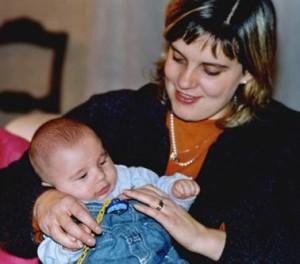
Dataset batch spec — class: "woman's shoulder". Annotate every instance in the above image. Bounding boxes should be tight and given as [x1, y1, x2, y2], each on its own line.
[221, 100, 300, 147]
[254, 99, 300, 130]
[89, 82, 163, 116]
[266, 99, 300, 120]
[88, 83, 159, 103]
[65, 83, 162, 121]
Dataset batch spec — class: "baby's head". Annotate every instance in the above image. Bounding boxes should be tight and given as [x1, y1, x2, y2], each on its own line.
[29, 118, 117, 201]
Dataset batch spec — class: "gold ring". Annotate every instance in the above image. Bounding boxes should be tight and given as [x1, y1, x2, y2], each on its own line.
[156, 199, 164, 211]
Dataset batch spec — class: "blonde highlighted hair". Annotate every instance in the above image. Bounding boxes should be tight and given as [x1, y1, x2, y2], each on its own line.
[155, 0, 277, 127]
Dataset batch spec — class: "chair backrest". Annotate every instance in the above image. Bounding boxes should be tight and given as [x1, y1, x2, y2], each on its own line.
[0, 17, 68, 113]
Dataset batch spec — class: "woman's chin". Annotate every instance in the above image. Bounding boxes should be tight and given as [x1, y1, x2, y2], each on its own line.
[172, 108, 204, 122]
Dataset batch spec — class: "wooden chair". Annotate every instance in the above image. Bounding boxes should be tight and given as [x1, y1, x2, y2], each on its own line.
[0, 17, 68, 113]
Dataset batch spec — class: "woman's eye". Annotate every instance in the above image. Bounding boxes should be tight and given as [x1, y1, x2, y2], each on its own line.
[203, 67, 222, 76]
[172, 54, 186, 64]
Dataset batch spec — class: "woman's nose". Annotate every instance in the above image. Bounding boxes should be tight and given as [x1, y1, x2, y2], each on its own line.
[178, 67, 198, 89]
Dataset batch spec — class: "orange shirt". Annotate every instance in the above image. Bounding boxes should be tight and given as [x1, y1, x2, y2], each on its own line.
[165, 113, 223, 178]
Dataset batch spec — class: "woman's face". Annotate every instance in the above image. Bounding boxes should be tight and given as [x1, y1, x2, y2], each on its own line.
[164, 36, 251, 121]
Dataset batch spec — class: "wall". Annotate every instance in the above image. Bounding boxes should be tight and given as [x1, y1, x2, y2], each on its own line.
[85, 0, 167, 98]
[273, 0, 300, 111]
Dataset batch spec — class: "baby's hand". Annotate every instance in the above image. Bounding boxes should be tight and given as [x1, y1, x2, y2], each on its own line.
[172, 179, 200, 199]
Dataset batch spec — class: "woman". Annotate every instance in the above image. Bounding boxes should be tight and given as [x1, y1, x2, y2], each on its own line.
[0, 0, 299, 262]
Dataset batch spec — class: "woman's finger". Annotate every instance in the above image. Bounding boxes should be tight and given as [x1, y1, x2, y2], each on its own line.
[50, 225, 84, 250]
[128, 184, 167, 199]
[123, 188, 163, 208]
[54, 199, 100, 247]
[67, 201, 101, 235]
[123, 188, 174, 214]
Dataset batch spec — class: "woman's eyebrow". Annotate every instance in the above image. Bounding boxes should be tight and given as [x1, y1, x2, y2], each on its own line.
[202, 62, 228, 69]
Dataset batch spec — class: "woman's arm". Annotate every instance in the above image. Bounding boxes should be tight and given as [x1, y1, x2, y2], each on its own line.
[123, 186, 226, 261]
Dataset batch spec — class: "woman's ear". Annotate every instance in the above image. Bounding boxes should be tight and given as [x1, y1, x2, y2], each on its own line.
[240, 71, 253, 85]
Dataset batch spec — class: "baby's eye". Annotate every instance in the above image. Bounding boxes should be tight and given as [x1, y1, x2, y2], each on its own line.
[98, 151, 108, 166]
[79, 173, 87, 180]
[99, 159, 107, 166]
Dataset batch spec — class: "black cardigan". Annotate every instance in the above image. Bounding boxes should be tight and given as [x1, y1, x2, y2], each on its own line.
[0, 83, 299, 263]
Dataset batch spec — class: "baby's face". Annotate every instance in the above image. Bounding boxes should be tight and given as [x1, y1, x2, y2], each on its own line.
[46, 134, 117, 201]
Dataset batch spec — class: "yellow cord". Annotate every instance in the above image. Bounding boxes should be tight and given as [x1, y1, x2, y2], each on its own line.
[76, 199, 112, 264]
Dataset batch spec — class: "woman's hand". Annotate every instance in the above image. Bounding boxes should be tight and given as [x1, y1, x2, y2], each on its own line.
[123, 185, 226, 261]
[33, 189, 101, 250]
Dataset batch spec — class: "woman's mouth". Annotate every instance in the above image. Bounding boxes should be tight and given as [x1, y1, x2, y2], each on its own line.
[175, 90, 202, 104]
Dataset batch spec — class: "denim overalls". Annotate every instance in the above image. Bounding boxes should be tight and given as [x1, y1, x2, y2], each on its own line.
[83, 199, 189, 264]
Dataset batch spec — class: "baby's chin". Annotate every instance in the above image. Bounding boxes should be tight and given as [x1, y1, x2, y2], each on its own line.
[95, 193, 108, 201]
[78, 192, 106, 201]
[80, 184, 115, 201]
[94, 185, 113, 201]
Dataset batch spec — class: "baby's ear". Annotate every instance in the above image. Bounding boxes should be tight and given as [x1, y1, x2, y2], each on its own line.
[41, 181, 53, 187]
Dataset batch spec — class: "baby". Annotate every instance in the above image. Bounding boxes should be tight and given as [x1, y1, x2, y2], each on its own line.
[29, 117, 199, 263]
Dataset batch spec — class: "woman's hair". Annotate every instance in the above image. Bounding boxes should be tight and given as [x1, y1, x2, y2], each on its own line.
[155, 0, 277, 127]
[29, 117, 95, 179]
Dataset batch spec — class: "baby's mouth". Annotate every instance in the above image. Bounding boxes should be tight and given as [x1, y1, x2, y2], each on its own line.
[96, 185, 110, 199]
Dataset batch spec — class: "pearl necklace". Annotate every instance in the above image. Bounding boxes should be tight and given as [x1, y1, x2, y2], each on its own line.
[169, 112, 198, 167]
